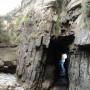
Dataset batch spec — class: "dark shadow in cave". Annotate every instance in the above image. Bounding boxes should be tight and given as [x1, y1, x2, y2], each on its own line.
[0, 61, 16, 74]
[46, 34, 75, 88]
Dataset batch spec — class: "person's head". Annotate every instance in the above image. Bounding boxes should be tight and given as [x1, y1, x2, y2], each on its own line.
[62, 53, 67, 60]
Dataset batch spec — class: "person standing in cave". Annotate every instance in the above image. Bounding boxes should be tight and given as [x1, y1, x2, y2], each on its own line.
[58, 53, 67, 76]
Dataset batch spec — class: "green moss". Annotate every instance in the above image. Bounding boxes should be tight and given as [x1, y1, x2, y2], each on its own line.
[47, 0, 68, 36]
[23, 15, 30, 23]
[51, 16, 61, 36]
[15, 17, 21, 29]
[55, 16, 61, 36]
[21, 13, 30, 25]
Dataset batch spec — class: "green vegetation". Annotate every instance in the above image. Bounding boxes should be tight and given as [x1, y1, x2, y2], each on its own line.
[0, 15, 21, 44]
[55, 16, 61, 36]
[0, 30, 10, 43]
[0, 9, 31, 44]
[0, 17, 10, 43]
[47, 0, 67, 36]
[0, 0, 68, 44]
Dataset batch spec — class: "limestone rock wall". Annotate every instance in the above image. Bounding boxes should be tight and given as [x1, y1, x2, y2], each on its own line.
[16, 0, 90, 90]
[62, 0, 90, 90]
[16, 0, 54, 89]
[69, 49, 90, 90]
[61, 0, 90, 45]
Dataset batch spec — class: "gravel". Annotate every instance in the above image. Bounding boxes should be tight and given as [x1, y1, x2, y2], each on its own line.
[0, 73, 24, 90]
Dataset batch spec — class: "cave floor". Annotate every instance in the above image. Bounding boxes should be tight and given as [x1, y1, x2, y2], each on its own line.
[0, 73, 24, 90]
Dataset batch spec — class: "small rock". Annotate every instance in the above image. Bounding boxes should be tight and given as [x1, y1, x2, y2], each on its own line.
[42, 80, 51, 89]
[15, 87, 24, 90]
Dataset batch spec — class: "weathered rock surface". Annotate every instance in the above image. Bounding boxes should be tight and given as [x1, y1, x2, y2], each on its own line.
[62, 0, 90, 45]
[16, 0, 53, 90]
[69, 49, 90, 90]
[17, 0, 90, 90]
[61, 0, 90, 90]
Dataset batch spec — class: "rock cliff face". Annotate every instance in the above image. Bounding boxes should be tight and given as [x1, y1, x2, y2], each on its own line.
[17, 0, 53, 90]
[62, 0, 90, 90]
[16, 0, 90, 90]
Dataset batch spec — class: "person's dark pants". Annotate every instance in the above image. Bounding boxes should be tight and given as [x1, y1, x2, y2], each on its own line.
[58, 60, 65, 76]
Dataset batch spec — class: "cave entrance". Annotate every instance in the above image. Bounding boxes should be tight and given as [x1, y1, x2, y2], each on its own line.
[46, 34, 75, 88]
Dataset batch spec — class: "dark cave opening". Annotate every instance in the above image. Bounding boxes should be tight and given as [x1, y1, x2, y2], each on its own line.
[78, 44, 90, 51]
[46, 34, 75, 88]
[0, 61, 16, 74]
